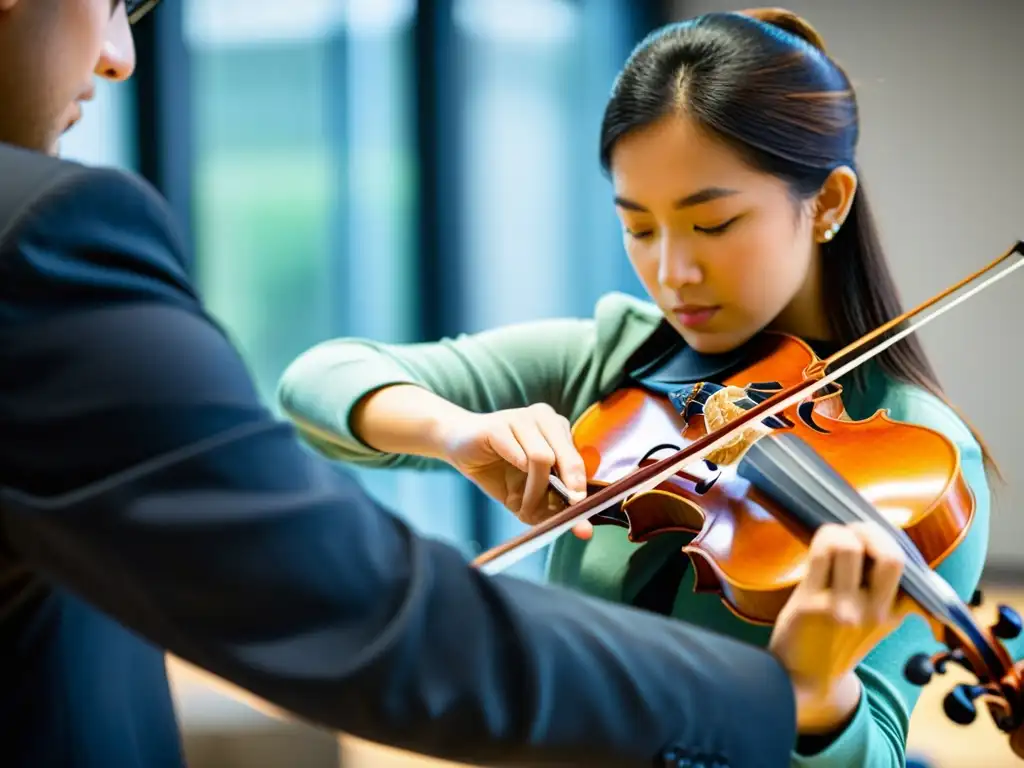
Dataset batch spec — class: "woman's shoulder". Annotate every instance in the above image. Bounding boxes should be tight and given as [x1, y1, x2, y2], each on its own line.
[586, 292, 666, 378]
[592, 291, 663, 335]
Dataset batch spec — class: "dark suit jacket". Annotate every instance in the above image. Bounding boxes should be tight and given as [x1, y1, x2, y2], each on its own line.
[0, 143, 797, 768]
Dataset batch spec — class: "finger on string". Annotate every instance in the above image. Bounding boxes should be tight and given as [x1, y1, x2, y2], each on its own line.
[850, 522, 905, 622]
[803, 524, 843, 593]
[827, 526, 865, 625]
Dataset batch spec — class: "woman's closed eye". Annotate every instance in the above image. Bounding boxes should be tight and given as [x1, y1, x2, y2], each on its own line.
[624, 227, 654, 240]
[624, 214, 742, 241]
[694, 215, 740, 236]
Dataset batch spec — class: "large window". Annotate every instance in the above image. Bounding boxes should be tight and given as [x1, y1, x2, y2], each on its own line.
[186, 0, 372, 398]
[184, 0, 476, 549]
[182, 0, 666, 577]
[456, 0, 648, 335]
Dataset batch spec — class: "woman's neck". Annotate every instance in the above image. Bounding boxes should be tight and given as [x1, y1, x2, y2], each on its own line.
[768, 254, 832, 341]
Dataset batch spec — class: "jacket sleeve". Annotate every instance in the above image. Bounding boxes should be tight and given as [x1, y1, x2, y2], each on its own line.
[0, 165, 798, 768]
[791, 389, 992, 767]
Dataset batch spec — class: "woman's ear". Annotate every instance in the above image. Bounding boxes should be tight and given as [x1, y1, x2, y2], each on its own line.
[813, 166, 858, 243]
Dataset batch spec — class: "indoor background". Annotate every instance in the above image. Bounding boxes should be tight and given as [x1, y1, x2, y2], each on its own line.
[61, 0, 1023, 765]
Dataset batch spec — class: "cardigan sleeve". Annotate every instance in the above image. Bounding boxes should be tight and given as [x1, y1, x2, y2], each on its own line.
[276, 293, 654, 469]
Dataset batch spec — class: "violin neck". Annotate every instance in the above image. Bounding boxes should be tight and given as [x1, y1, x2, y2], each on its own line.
[736, 434, 953, 616]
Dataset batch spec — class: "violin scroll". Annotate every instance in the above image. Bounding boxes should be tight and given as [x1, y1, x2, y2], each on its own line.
[903, 648, 973, 685]
[903, 589, 1024, 755]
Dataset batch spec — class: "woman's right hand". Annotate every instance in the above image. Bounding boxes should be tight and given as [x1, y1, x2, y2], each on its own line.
[438, 403, 593, 539]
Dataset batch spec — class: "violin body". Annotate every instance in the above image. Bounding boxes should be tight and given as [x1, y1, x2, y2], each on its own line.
[571, 332, 976, 625]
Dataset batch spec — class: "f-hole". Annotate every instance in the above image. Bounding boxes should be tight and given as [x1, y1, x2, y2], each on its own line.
[638, 443, 721, 495]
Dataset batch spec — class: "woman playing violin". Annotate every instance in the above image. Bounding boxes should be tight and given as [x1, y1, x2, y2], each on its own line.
[278, 8, 992, 765]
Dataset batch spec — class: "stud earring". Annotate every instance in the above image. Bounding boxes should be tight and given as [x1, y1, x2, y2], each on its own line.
[822, 221, 840, 242]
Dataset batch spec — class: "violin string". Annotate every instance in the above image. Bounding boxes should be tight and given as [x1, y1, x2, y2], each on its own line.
[753, 434, 959, 623]
[767, 434, 957, 620]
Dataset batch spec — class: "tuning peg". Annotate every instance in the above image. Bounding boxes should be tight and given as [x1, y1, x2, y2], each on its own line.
[971, 589, 984, 607]
[944, 684, 988, 725]
[993, 605, 1023, 640]
[904, 649, 969, 686]
[904, 653, 935, 685]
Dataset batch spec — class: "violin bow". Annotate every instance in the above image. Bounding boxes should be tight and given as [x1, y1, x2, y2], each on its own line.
[473, 241, 1024, 574]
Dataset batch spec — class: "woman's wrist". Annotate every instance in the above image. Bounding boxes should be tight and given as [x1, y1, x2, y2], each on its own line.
[351, 384, 471, 460]
[793, 671, 863, 735]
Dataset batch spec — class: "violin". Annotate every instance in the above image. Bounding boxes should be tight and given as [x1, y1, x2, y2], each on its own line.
[473, 241, 1024, 755]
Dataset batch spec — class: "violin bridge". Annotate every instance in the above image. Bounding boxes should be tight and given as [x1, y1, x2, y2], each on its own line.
[702, 385, 772, 466]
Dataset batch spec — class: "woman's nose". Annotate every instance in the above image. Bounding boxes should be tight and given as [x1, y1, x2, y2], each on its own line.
[658, 242, 703, 290]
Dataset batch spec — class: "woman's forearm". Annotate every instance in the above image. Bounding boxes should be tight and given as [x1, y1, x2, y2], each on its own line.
[350, 384, 469, 460]
[793, 670, 862, 738]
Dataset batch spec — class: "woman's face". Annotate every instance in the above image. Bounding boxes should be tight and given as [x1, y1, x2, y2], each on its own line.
[609, 114, 829, 355]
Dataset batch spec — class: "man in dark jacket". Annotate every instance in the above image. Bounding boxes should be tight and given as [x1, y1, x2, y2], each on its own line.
[0, 2, 798, 766]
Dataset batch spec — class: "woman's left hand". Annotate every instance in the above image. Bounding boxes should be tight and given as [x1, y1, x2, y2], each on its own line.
[768, 521, 911, 733]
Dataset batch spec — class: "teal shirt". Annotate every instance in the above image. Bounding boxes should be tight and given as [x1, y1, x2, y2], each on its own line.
[277, 292, 991, 767]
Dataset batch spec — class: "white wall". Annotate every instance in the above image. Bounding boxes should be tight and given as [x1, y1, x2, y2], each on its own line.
[671, 0, 1024, 567]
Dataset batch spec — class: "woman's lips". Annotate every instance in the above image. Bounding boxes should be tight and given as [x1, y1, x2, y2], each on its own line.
[673, 305, 720, 329]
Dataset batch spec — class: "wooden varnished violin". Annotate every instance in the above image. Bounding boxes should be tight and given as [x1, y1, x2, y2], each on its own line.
[473, 241, 1024, 755]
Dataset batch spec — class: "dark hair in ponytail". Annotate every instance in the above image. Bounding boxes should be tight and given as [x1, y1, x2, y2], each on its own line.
[598, 7, 997, 476]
